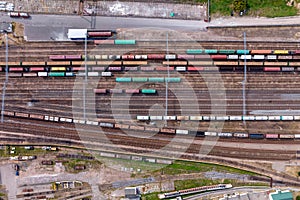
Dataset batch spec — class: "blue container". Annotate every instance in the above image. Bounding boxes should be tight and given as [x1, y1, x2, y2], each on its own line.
[249, 133, 264, 139]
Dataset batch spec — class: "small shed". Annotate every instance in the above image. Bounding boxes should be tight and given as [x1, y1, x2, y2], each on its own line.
[67, 29, 87, 40]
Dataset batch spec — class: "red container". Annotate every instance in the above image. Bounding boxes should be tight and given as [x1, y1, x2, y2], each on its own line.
[30, 67, 44, 72]
[88, 32, 112, 37]
[160, 128, 176, 134]
[72, 67, 85, 71]
[210, 55, 227, 60]
[94, 40, 115, 45]
[264, 67, 280, 72]
[188, 66, 204, 71]
[9, 67, 23, 72]
[294, 50, 300, 54]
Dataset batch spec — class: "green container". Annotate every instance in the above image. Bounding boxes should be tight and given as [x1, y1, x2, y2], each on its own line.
[141, 89, 156, 94]
[204, 49, 218, 54]
[116, 77, 132, 82]
[186, 49, 203, 54]
[132, 77, 148, 82]
[236, 50, 250, 54]
[148, 77, 165, 82]
[114, 40, 136, 45]
[166, 77, 181, 83]
[49, 72, 65, 77]
[219, 49, 236, 54]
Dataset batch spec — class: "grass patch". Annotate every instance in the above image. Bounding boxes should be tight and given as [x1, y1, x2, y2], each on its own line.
[142, 192, 161, 200]
[178, 0, 299, 18]
[158, 160, 258, 176]
[62, 158, 102, 173]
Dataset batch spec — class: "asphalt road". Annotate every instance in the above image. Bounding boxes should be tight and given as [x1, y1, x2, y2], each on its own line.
[0, 14, 206, 40]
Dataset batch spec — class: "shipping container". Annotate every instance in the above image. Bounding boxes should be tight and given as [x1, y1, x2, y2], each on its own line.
[216, 116, 229, 121]
[268, 116, 281, 120]
[110, 89, 123, 94]
[229, 116, 242, 120]
[48, 72, 65, 77]
[227, 55, 239, 59]
[250, 50, 272, 54]
[141, 66, 155, 71]
[187, 66, 204, 71]
[115, 124, 130, 129]
[219, 49, 235, 54]
[210, 55, 227, 60]
[176, 66, 186, 71]
[9, 67, 23, 72]
[160, 128, 176, 134]
[266, 55, 277, 60]
[30, 67, 44, 72]
[108, 66, 122, 71]
[177, 54, 195, 60]
[99, 122, 114, 128]
[190, 116, 202, 121]
[281, 67, 294, 72]
[165, 77, 181, 82]
[279, 134, 294, 139]
[88, 31, 112, 37]
[132, 77, 147, 82]
[155, 66, 174, 71]
[94, 40, 114, 45]
[263, 67, 281, 72]
[265, 134, 279, 139]
[204, 132, 217, 136]
[114, 40, 136, 45]
[233, 133, 248, 138]
[141, 89, 156, 94]
[101, 72, 112, 77]
[163, 116, 176, 120]
[125, 89, 139, 94]
[186, 49, 203, 54]
[165, 54, 176, 60]
[249, 133, 264, 139]
[49, 55, 65, 60]
[147, 54, 165, 59]
[255, 116, 268, 120]
[218, 132, 233, 137]
[122, 55, 135, 60]
[253, 55, 265, 60]
[240, 55, 252, 60]
[137, 116, 149, 120]
[94, 89, 107, 94]
[280, 116, 294, 120]
[116, 77, 132, 82]
[273, 50, 289, 54]
[148, 77, 164, 82]
[150, 116, 163, 120]
[236, 50, 250, 54]
[176, 129, 189, 134]
[124, 67, 138, 71]
[23, 73, 37, 77]
[177, 116, 189, 120]
[204, 49, 218, 54]
[51, 67, 66, 71]
[65, 55, 82, 60]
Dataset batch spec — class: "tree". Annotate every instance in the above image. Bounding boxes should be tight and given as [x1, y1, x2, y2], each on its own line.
[233, 0, 248, 14]
[296, 195, 300, 200]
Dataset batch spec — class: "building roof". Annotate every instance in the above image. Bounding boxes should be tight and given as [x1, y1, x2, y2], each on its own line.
[269, 190, 293, 200]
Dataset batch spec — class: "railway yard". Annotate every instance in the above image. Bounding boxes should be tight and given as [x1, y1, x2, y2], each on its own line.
[2, 14, 300, 200]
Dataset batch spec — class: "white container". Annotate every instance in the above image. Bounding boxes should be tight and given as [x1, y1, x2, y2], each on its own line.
[227, 55, 238, 59]
[229, 116, 242, 120]
[190, 116, 202, 121]
[268, 116, 281, 120]
[267, 55, 277, 60]
[38, 72, 47, 77]
[243, 116, 255, 120]
[255, 116, 268, 120]
[101, 72, 112, 77]
[176, 67, 186, 71]
[137, 116, 149, 120]
[163, 116, 176, 120]
[253, 55, 265, 60]
[150, 116, 163, 120]
[281, 116, 294, 120]
[176, 129, 189, 134]
[165, 54, 176, 60]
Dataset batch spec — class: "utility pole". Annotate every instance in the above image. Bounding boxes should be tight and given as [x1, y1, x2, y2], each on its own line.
[207, 0, 211, 22]
[1, 31, 8, 123]
[83, 32, 87, 121]
[242, 32, 247, 124]
[165, 32, 169, 124]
